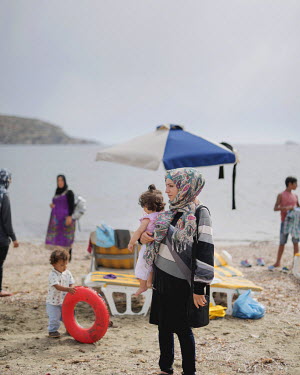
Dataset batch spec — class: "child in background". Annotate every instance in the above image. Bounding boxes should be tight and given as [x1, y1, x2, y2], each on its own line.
[46, 249, 76, 338]
[128, 185, 165, 296]
[269, 176, 299, 271]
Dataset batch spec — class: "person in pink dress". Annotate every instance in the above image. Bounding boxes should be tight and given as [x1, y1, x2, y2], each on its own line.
[128, 184, 165, 296]
[270, 176, 299, 270]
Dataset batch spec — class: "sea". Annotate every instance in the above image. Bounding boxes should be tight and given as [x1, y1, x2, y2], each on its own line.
[0, 144, 299, 244]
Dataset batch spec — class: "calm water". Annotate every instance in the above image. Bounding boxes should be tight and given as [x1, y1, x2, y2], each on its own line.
[0, 144, 299, 243]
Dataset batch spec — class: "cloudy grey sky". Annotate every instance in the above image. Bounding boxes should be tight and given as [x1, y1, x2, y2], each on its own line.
[0, 1, 299, 144]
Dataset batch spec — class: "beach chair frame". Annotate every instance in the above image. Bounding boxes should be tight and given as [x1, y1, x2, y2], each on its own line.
[83, 271, 152, 316]
[85, 231, 149, 316]
[84, 244, 263, 316]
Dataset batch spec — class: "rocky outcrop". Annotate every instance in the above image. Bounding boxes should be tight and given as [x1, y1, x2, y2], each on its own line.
[0, 115, 97, 144]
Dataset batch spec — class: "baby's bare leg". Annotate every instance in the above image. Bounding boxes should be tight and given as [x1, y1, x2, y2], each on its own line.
[135, 279, 148, 296]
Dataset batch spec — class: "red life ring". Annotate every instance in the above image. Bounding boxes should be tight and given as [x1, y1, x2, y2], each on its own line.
[62, 286, 109, 343]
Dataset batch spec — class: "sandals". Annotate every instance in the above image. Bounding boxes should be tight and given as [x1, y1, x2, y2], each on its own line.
[268, 265, 289, 273]
[240, 259, 252, 267]
[256, 258, 265, 266]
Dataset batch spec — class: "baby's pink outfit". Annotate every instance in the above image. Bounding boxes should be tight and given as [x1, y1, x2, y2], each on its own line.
[135, 212, 159, 280]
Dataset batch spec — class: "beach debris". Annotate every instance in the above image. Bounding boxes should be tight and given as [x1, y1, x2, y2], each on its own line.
[238, 357, 287, 373]
[261, 358, 274, 364]
[130, 349, 143, 354]
[70, 359, 90, 364]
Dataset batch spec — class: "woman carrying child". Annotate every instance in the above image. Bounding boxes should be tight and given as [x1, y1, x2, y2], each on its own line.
[141, 168, 214, 375]
[128, 184, 165, 296]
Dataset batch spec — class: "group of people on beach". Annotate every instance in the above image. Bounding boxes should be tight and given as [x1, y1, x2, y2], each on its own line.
[0, 166, 299, 375]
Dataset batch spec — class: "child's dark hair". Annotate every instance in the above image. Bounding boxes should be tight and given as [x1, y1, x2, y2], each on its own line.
[50, 249, 69, 265]
[285, 176, 297, 187]
[139, 184, 165, 212]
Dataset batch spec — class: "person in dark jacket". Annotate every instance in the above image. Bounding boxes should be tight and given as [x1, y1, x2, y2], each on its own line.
[0, 168, 19, 297]
[45, 175, 75, 261]
[141, 168, 214, 375]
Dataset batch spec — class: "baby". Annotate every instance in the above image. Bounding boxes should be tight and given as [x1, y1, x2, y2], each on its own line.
[128, 184, 165, 295]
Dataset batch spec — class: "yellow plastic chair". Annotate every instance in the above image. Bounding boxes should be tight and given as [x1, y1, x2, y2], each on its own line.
[89, 231, 139, 271]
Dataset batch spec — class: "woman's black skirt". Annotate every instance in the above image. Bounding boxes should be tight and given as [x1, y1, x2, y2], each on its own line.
[149, 265, 191, 332]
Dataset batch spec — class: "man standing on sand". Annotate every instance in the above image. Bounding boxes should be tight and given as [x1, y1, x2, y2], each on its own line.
[269, 176, 299, 271]
[0, 168, 19, 297]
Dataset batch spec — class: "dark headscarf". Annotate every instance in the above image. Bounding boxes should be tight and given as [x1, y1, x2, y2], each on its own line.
[0, 168, 11, 207]
[55, 175, 68, 196]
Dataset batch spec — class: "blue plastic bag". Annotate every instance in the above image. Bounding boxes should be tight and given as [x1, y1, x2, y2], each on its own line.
[96, 224, 115, 248]
[232, 290, 265, 319]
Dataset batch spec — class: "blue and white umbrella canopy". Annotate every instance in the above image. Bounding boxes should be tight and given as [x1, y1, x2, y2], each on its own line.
[96, 125, 237, 171]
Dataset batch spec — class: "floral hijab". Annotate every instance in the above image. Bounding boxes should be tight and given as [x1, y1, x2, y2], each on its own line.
[0, 168, 11, 208]
[144, 168, 205, 265]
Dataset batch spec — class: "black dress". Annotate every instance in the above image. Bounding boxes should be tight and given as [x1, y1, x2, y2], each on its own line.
[150, 265, 192, 331]
[150, 213, 193, 332]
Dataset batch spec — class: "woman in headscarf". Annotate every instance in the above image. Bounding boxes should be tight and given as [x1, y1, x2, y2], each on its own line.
[141, 168, 214, 375]
[0, 168, 19, 297]
[45, 175, 75, 261]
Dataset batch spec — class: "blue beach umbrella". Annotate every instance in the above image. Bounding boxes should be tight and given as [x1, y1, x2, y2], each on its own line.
[96, 125, 238, 208]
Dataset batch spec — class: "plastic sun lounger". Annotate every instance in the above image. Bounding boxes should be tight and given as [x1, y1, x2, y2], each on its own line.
[211, 272, 263, 315]
[83, 237, 263, 316]
[84, 271, 152, 316]
[84, 231, 150, 316]
[211, 251, 263, 315]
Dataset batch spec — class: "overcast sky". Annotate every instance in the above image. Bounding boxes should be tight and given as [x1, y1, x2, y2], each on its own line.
[0, 1, 299, 144]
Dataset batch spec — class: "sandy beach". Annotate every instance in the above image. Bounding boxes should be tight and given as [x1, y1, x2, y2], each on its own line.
[0, 241, 299, 375]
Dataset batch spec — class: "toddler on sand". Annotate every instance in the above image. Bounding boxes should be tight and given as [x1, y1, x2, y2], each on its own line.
[46, 249, 76, 338]
[128, 185, 165, 295]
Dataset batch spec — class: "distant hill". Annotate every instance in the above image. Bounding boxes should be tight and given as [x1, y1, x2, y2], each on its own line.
[0, 114, 98, 144]
[285, 140, 299, 146]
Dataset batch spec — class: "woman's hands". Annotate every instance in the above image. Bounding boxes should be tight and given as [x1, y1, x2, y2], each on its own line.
[50, 203, 55, 208]
[193, 294, 207, 308]
[65, 216, 73, 226]
[140, 231, 154, 245]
